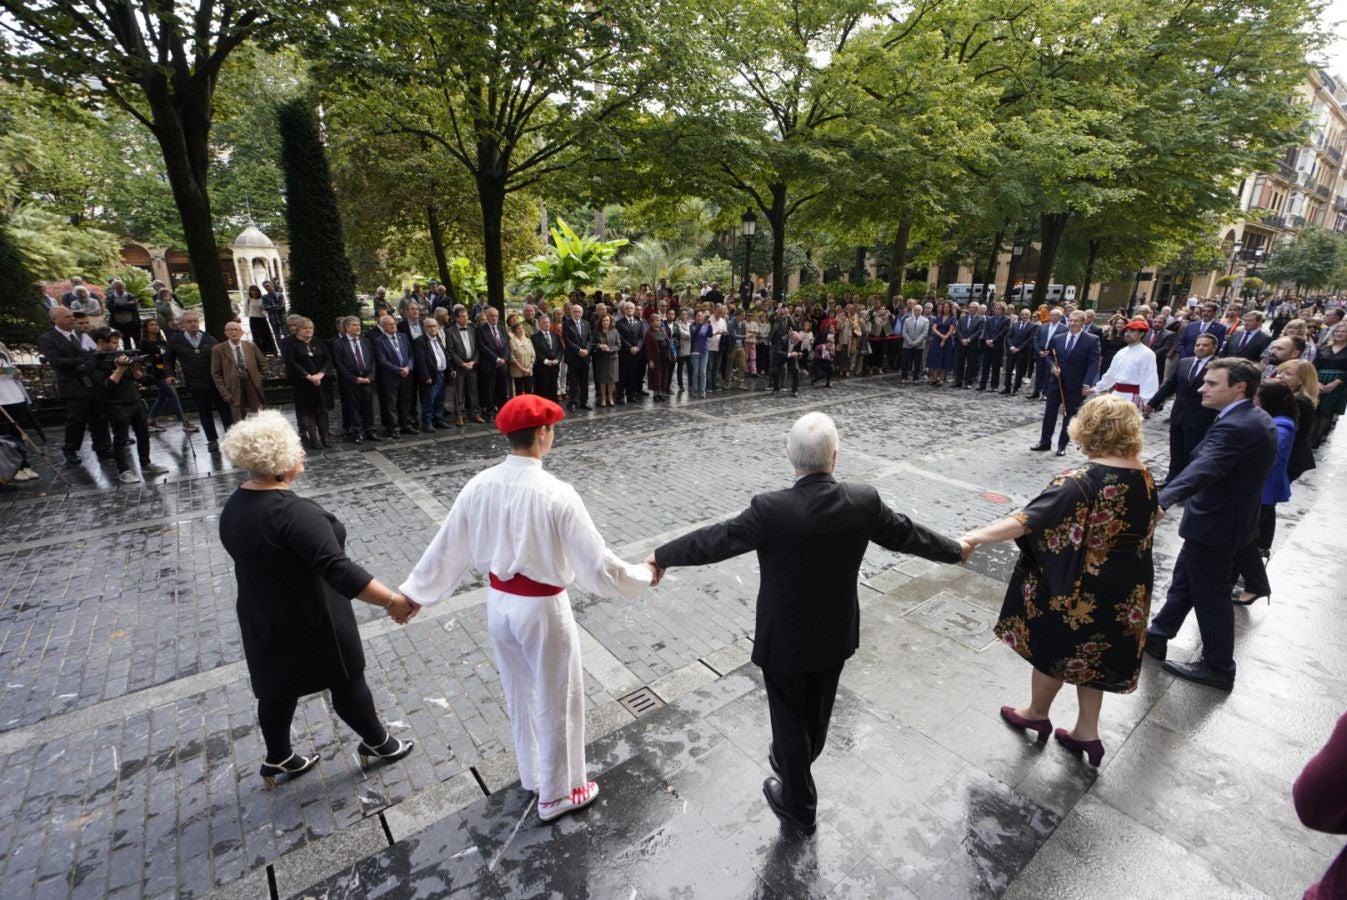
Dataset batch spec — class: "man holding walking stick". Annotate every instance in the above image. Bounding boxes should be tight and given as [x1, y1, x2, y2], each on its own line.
[1030, 310, 1099, 457]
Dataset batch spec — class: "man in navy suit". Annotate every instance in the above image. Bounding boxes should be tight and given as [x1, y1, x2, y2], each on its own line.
[1030, 310, 1099, 456]
[475, 306, 510, 418]
[332, 315, 380, 444]
[1145, 333, 1219, 483]
[978, 301, 1011, 390]
[1029, 308, 1064, 399]
[1220, 311, 1271, 361]
[953, 303, 985, 388]
[373, 315, 418, 437]
[1001, 307, 1037, 394]
[1178, 302, 1227, 358]
[1145, 358, 1277, 690]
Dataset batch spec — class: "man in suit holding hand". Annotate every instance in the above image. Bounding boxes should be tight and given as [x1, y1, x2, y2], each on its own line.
[647, 413, 967, 833]
[1145, 358, 1277, 691]
[1145, 332, 1219, 483]
[1031, 310, 1100, 456]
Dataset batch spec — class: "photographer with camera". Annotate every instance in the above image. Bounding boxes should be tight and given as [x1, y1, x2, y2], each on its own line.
[91, 328, 169, 484]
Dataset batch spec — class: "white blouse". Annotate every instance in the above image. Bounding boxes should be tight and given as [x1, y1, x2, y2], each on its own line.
[400, 454, 651, 605]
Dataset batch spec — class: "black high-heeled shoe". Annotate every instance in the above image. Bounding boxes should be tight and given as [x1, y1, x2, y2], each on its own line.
[1232, 593, 1270, 606]
[357, 734, 415, 769]
[259, 752, 319, 790]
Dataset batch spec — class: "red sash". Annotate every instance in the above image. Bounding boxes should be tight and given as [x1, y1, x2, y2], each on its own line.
[489, 572, 564, 596]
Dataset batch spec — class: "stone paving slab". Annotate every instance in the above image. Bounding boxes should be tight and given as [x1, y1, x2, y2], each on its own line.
[0, 372, 1342, 898]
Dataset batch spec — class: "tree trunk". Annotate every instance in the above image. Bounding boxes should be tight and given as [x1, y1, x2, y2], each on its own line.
[1003, 244, 1023, 304]
[427, 203, 456, 302]
[1081, 239, 1101, 309]
[768, 182, 788, 302]
[478, 181, 506, 312]
[887, 217, 912, 298]
[852, 246, 868, 285]
[147, 93, 232, 338]
[1031, 212, 1071, 307]
[983, 228, 1004, 303]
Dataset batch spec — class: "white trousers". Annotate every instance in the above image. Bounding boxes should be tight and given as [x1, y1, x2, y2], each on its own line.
[485, 587, 587, 801]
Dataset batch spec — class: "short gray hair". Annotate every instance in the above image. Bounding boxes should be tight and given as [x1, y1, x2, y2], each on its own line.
[787, 412, 838, 473]
[338, 315, 361, 331]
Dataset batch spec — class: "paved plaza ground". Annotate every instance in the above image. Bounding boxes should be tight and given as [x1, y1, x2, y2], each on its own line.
[0, 371, 1344, 898]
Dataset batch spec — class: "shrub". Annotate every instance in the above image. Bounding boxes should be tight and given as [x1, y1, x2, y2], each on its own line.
[175, 282, 202, 309]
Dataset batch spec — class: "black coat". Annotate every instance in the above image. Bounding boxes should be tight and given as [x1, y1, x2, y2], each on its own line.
[413, 332, 451, 384]
[219, 490, 374, 700]
[282, 337, 331, 410]
[164, 330, 220, 390]
[476, 321, 510, 370]
[562, 316, 593, 362]
[1221, 328, 1272, 361]
[1147, 355, 1217, 431]
[332, 334, 378, 387]
[654, 473, 962, 673]
[37, 327, 94, 398]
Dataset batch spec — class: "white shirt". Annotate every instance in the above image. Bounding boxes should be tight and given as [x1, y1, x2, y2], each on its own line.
[400, 454, 651, 605]
[1096, 342, 1158, 400]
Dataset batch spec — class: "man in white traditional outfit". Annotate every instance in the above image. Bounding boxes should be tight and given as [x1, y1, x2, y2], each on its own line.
[400, 394, 654, 822]
[1089, 320, 1157, 407]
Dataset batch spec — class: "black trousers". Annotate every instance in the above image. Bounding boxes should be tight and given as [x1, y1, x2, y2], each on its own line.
[1231, 505, 1277, 597]
[187, 386, 232, 441]
[341, 382, 376, 435]
[478, 364, 508, 416]
[1166, 420, 1209, 483]
[1039, 382, 1083, 449]
[770, 351, 799, 392]
[105, 401, 151, 470]
[257, 671, 384, 763]
[1150, 540, 1238, 675]
[1004, 351, 1032, 392]
[901, 346, 925, 380]
[763, 664, 843, 821]
[566, 355, 589, 405]
[534, 364, 559, 401]
[979, 346, 1004, 388]
[621, 349, 646, 399]
[378, 374, 415, 432]
[62, 395, 111, 455]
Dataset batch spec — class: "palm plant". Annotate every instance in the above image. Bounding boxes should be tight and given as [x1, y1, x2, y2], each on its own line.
[619, 238, 698, 288]
[517, 217, 628, 296]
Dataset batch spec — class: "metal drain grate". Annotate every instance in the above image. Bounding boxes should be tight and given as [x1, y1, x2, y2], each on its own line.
[617, 686, 665, 717]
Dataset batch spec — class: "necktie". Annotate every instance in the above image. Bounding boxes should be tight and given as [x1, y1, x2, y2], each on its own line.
[353, 338, 365, 369]
[234, 343, 244, 368]
[1201, 322, 1209, 334]
[391, 334, 402, 364]
[1065, 335, 1076, 357]
[1192, 358, 1205, 382]
[1241, 332, 1250, 351]
[493, 327, 501, 349]
[69, 332, 80, 347]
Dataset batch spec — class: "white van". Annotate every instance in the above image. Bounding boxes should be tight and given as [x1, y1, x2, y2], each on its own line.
[945, 283, 997, 302]
[1009, 283, 1076, 304]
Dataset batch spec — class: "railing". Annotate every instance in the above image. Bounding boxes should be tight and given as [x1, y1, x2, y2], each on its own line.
[1290, 214, 1308, 228]
[1277, 161, 1298, 180]
[1318, 183, 1333, 199]
[1327, 145, 1344, 164]
[1260, 214, 1289, 229]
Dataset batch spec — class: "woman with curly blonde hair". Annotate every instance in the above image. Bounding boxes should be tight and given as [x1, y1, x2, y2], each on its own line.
[960, 394, 1160, 768]
[218, 410, 416, 790]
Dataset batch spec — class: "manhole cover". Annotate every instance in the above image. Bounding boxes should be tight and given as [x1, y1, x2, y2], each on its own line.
[905, 591, 999, 651]
[617, 687, 665, 718]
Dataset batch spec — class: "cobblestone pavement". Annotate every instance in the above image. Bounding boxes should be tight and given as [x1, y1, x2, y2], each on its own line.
[0, 372, 1340, 898]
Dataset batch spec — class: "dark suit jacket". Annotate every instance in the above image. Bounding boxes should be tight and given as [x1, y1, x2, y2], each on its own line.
[332, 334, 378, 387]
[531, 329, 562, 373]
[1046, 330, 1100, 391]
[982, 315, 1010, 348]
[1179, 320, 1227, 358]
[562, 316, 592, 362]
[1033, 322, 1064, 354]
[447, 325, 478, 371]
[1159, 400, 1277, 547]
[475, 322, 510, 370]
[1221, 328, 1271, 361]
[615, 315, 646, 352]
[38, 327, 94, 398]
[373, 330, 415, 380]
[413, 332, 450, 384]
[1142, 328, 1174, 357]
[654, 473, 962, 674]
[164, 330, 219, 390]
[396, 318, 427, 343]
[1006, 321, 1036, 353]
[955, 314, 984, 343]
[1147, 355, 1218, 431]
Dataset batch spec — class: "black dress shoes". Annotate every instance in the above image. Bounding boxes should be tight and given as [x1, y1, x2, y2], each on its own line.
[761, 777, 816, 834]
[1029, 444, 1050, 452]
[1055, 448, 1067, 457]
[580, 404, 593, 410]
[768, 745, 782, 779]
[1143, 634, 1167, 661]
[1162, 659, 1234, 691]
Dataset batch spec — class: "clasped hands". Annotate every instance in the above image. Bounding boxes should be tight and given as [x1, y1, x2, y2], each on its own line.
[387, 593, 421, 624]
[644, 554, 665, 587]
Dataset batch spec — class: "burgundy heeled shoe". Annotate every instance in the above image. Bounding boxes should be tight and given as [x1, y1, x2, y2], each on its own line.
[1054, 728, 1105, 767]
[999, 706, 1052, 744]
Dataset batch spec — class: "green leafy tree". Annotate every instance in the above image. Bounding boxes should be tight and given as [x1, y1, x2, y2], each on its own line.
[0, 217, 49, 344]
[278, 99, 358, 337]
[0, 0, 283, 336]
[315, 0, 686, 310]
[1263, 227, 1347, 295]
[517, 219, 627, 297]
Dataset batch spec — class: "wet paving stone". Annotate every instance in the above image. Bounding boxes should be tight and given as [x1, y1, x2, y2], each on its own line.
[0, 373, 1342, 898]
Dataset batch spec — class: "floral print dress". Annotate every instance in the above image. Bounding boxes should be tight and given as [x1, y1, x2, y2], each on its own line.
[994, 463, 1160, 693]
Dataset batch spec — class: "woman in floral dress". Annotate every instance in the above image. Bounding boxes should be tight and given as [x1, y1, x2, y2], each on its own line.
[961, 394, 1159, 768]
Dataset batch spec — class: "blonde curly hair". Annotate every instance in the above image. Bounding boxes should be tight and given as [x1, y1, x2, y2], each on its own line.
[1068, 393, 1144, 459]
[219, 409, 302, 477]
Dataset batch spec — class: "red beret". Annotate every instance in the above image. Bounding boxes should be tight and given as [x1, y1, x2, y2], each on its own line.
[1124, 320, 1150, 331]
[495, 394, 565, 434]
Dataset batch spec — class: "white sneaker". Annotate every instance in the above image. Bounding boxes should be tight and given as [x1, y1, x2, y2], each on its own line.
[14, 468, 39, 481]
[118, 470, 141, 484]
[538, 780, 599, 822]
[141, 462, 170, 475]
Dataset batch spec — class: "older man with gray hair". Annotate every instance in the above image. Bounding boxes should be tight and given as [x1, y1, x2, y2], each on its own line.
[648, 412, 967, 834]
